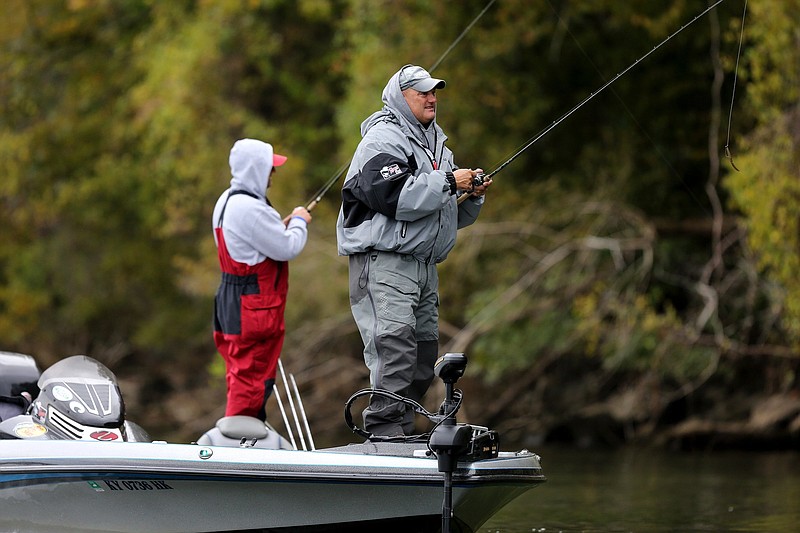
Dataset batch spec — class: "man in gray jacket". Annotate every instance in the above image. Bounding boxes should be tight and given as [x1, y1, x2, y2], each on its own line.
[336, 64, 492, 437]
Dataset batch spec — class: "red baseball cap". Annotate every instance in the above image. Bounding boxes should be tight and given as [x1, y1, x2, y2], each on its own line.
[273, 153, 287, 167]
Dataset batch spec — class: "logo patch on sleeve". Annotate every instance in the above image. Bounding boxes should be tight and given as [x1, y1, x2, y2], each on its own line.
[380, 164, 403, 180]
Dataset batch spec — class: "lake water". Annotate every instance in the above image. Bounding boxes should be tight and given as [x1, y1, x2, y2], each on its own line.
[481, 446, 800, 532]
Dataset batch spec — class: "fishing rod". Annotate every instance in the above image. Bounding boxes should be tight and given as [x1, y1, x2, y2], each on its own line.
[303, 0, 498, 211]
[305, 160, 349, 212]
[461, 0, 730, 199]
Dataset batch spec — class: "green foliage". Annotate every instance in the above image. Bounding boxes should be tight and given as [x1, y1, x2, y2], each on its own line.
[0, 0, 348, 371]
[572, 285, 717, 383]
[0, 0, 797, 440]
[725, 0, 800, 346]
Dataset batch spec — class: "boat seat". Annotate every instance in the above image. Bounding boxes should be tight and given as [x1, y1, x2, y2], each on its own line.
[0, 395, 28, 423]
[196, 416, 293, 450]
[218, 416, 269, 439]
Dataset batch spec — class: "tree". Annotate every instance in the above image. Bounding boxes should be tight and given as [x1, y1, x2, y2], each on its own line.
[725, 0, 800, 347]
[0, 0, 796, 447]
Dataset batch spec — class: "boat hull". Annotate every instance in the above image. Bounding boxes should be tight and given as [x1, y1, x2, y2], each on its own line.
[0, 440, 544, 532]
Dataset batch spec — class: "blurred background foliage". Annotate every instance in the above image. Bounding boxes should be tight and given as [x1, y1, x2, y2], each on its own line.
[1, 0, 798, 447]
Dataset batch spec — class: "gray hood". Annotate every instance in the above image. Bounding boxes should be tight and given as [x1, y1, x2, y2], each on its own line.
[228, 138, 275, 200]
[360, 67, 444, 148]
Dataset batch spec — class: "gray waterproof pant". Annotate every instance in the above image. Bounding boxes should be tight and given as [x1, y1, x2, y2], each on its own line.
[349, 251, 439, 436]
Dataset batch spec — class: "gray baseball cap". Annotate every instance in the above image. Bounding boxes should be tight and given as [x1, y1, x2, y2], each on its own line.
[398, 64, 446, 92]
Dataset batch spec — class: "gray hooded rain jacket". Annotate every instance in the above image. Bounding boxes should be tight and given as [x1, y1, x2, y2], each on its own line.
[336, 69, 483, 263]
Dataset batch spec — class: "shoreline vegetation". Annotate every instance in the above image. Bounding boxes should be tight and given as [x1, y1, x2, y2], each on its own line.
[2, 2, 798, 453]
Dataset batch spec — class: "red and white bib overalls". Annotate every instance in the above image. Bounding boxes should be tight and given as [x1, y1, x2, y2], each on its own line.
[213, 191, 288, 421]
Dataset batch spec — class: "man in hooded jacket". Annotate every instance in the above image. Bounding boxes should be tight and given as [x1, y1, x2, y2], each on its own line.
[336, 65, 492, 437]
[213, 138, 312, 422]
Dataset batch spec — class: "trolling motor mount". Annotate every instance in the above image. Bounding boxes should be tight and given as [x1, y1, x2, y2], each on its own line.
[428, 353, 472, 473]
[428, 353, 499, 463]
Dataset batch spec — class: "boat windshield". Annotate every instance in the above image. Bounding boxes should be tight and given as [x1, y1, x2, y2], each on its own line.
[38, 356, 118, 387]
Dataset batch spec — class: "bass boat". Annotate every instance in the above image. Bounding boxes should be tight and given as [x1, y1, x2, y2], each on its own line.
[0, 351, 545, 532]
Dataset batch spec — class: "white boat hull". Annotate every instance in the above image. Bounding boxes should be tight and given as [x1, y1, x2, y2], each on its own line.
[0, 439, 544, 532]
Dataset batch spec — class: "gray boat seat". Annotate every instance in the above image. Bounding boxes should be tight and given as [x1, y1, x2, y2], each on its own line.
[0, 396, 28, 423]
[196, 415, 293, 450]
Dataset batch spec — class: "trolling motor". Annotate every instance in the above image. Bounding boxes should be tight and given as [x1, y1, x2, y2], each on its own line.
[428, 353, 471, 533]
[427, 353, 498, 533]
[428, 353, 499, 462]
[428, 353, 472, 472]
[343, 353, 499, 453]
[342, 353, 499, 531]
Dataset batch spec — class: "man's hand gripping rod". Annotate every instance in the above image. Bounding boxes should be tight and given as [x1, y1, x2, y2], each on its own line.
[456, 170, 493, 205]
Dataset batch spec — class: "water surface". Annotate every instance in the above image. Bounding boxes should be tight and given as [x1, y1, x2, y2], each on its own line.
[482, 446, 800, 532]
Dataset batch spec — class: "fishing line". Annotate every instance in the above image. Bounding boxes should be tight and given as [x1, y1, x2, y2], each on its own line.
[538, 0, 713, 213]
[304, 0, 498, 210]
[480, 0, 729, 182]
[724, 0, 747, 172]
[428, 0, 497, 73]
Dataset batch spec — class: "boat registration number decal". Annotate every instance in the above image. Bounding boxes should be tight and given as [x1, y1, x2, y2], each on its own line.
[95, 480, 175, 491]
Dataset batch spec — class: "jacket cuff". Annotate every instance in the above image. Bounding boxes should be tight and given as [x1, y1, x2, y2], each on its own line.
[445, 172, 457, 195]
